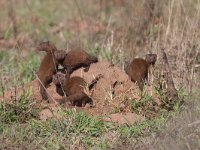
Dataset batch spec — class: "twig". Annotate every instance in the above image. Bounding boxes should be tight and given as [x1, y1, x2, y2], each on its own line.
[33, 70, 58, 105]
[188, 120, 200, 127]
[161, 48, 178, 100]
[101, 15, 112, 49]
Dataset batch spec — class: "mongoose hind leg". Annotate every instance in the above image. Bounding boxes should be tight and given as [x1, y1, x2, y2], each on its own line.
[83, 66, 90, 72]
[81, 96, 93, 107]
[55, 85, 65, 96]
[83, 58, 97, 72]
[39, 80, 49, 100]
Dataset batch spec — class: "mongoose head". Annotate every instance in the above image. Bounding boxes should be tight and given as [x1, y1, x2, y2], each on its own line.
[35, 41, 57, 52]
[52, 72, 69, 86]
[145, 54, 157, 66]
[54, 50, 67, 63]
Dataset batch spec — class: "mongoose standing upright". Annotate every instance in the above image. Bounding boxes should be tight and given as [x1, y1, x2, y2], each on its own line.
[36, 41, 60, 101]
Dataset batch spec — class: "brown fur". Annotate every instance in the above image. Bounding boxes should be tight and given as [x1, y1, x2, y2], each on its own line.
[145, 54, 157, 66]
[54, 50, 67, 64]
[62, 49, 98, 74]
[35, 41, 57, 52]
[36, 41, 59, 101]
[53, 72, 102, 107]
[126, 54, 157, 89]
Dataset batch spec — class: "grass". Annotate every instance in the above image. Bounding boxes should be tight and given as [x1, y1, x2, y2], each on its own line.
[0, 89, 37, 123]
[0, 48, 189, 149]
[0, 50, 40, 95]
[0, 0, 200, 149]
[0, 88, 183, 149]
[0, 98, 109, 149]
[0, 49, 187, 149]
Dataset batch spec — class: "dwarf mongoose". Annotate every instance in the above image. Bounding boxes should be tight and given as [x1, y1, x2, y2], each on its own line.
[62, 49, 98, 74]
[52, 72, 102, 107]
[54, 50, 67, 64]
[126, 54, 157, 89]
[36, 41, 60, 101]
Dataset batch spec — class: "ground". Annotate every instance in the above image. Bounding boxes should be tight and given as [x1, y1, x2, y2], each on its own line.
[0, 0, 200, 149]
[1, 61, 143, 124]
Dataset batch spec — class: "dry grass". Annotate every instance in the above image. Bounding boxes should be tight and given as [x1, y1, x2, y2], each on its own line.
[0, 0, 200, 149]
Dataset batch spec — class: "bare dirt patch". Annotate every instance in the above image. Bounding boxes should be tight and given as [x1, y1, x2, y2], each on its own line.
[103, 113, 144, 125]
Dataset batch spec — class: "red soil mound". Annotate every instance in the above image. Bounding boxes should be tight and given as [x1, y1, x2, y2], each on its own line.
[0, 61, 141, 123]
[71, 61, 140, 115]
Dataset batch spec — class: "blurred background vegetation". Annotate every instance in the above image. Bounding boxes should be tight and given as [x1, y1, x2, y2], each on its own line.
[0, 0, 199, 149]
[0, 0, 199, 88]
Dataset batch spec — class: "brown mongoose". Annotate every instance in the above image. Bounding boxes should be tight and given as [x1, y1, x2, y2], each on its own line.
[54, 49, 67, 64]
[35, 41, 60, 101]
[52, 72, 102, 107]
[62, 49, 98, 74]
[126, 54, 157, 89]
